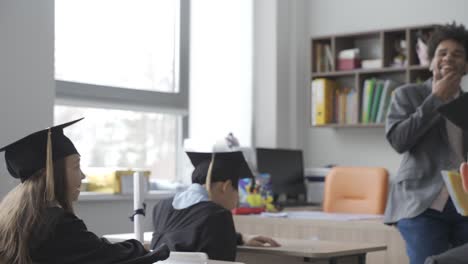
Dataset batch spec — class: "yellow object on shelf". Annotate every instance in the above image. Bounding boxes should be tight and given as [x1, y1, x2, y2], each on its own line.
[85, 168, 151, 194]
[311, 78, 337, 125]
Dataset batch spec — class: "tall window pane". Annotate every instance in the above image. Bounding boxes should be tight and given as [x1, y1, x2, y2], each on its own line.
[54, 105, 177, 182]
[55, 0, 180, 92]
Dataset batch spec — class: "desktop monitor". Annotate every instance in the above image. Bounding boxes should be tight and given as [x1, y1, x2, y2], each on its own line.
[255, 148, 307, 205]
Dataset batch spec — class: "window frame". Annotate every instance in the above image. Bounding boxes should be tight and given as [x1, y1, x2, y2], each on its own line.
[54, 0, 190, 183]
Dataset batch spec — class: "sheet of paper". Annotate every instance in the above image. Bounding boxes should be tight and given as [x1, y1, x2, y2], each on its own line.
[261, 211, 383, 221]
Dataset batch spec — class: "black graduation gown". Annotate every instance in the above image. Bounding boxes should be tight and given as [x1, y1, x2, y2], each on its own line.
[29, 207, 168, 264]
[151, 198, 241, 261]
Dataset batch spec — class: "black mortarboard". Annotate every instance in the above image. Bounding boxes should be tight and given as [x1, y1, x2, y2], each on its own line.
[186, 151, 254, 187]
[438, 93, 468, 130]
[0, 118, 83, 182]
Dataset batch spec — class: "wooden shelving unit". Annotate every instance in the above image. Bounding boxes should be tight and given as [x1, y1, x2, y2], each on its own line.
[310, 24, 436, 128]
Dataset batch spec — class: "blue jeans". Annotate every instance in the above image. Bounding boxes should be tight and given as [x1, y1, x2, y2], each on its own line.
[397, 199, 468, 264]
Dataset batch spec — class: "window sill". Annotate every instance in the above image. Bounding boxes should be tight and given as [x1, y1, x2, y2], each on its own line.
[78, 190, 176, 202]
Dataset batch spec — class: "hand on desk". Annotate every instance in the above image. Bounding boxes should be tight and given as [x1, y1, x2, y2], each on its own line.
[243, 235, 281, 247]
[460, 162, 468, 192]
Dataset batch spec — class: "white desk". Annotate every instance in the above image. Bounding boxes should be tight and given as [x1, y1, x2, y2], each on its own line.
[104, 233, 386, 264]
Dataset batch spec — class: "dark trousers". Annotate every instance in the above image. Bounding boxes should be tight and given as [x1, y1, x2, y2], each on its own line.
[396, 199, 468, 264]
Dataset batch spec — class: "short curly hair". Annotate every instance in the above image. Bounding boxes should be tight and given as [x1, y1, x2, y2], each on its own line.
[427, 22, 468, 61]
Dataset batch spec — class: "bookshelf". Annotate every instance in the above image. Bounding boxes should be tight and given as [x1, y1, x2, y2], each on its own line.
[310, 24, 436, 128]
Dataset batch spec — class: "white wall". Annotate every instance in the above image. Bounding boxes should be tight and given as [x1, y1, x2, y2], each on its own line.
[253, 0, 309, 149]
[0, 0, 55, 197]
[303, 0, 468, 173]
[253, 0, 277, 148]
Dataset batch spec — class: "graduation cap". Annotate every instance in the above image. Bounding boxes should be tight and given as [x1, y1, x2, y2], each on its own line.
[438, 93, 468, 130]
[0, 118, 83, 186]
[186, 151, 254, 190]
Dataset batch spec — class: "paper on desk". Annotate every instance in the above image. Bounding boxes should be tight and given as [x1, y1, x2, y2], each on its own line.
[260, 212, 288, 218]
[260, 211, 383, 221]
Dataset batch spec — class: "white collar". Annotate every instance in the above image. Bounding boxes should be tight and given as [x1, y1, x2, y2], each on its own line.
[172, 183, 210, 209]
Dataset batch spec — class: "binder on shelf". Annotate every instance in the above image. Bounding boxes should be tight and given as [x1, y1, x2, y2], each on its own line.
[311, 78, 337, 125]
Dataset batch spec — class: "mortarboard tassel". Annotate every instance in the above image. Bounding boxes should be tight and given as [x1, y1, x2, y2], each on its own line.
[45, 128, 55, 202]
[205, 153, 215, 198]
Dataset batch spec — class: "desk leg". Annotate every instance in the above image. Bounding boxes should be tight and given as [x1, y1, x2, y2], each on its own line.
[358, 254, 366, 264]
[328, 254, 366, 264]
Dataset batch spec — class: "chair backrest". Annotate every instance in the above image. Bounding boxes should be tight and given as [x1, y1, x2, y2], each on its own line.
[322, 167, 389, 214]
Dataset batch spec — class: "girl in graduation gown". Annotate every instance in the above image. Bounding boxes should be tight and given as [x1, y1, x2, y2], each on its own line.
[0, 119, 169, 264]
[151, 151, 279, 261]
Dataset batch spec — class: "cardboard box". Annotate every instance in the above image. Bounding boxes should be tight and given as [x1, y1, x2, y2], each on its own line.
[338, 58, 361, 71]
[85, 168, 151, 194]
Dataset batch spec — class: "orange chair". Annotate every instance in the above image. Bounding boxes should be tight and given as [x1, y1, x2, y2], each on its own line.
[322, 167, 389, 214]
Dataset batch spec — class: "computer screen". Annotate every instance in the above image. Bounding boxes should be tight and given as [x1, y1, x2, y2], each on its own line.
[255, 148, 307, 204]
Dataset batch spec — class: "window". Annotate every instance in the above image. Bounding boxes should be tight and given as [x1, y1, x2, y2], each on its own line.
[54, 105, 178, 181]
[54, 0, 189, 184]
[189, 0, 253, 146]
[55, 0, 180, 92]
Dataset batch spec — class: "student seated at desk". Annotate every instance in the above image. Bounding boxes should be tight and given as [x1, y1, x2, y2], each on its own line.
[151, 151, 279, 261]
[0, 119, 168, 264]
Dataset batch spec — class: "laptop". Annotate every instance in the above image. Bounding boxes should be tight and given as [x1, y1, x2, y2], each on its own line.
[256, 148, 317, 207]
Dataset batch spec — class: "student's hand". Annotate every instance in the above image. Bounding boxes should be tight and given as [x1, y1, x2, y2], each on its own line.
[432, 65, 462, 102]
[244, 235, 281, 247]
[460, 162, 468, 192]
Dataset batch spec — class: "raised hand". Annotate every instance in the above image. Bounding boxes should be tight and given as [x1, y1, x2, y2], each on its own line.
[432, 61, 462, 102]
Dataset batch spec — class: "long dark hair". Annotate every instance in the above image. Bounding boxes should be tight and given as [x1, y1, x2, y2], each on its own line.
[0, 158, 72, 264]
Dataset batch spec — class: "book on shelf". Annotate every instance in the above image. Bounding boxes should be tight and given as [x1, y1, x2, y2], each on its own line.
[376, 80, 400, 123]
[361, 78, 401, 124]
[334, 88, 350, 124]
[311, 77, 400, 126]
[442, 170, 468, 216]
[361, 79, 376, 123]
[324, 44, 334, 71]
[311, 78, 337, 125]
[346, 88, 359, 124]
[315, 43, 333, 72]
[369, 80, 384, 123]
[315, 43, 323, 72]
